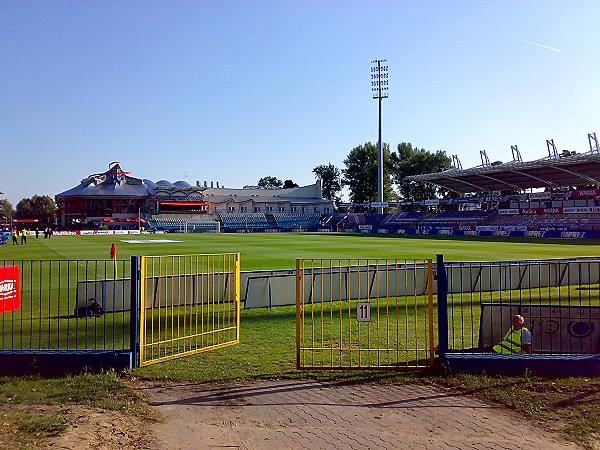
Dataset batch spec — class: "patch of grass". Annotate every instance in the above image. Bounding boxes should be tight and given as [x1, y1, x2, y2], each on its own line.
[0, 411, 68, 449]
[14, 411, 68, 436]
[0, 371, 147, 416]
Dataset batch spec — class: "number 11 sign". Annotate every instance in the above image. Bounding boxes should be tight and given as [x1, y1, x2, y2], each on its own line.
[356, 302, 370, 322]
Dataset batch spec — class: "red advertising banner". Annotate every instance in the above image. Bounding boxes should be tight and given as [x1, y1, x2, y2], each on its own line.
[572, 189, 600, 199]
[0, 266, 20, 313]
[520, 207, 563, 215]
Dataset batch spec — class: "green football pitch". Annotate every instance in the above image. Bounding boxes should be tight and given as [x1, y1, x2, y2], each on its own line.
[2, 232, 599, 380]
[3, 232, 600, 268]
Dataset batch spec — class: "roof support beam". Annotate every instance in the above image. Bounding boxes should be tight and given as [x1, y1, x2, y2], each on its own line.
[443, 176, 488, 192]
[419, 180, 463, 195]
[551, 166, 600, 185]
[473, 174, 522, 190]
[508, 170, 557, 188]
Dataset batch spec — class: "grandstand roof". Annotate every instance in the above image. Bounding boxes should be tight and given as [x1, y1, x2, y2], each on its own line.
[56, 163, 150, 198]
[405, 153, 600, 193]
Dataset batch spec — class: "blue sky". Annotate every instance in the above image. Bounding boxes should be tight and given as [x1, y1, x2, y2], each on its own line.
[1, 1, 598, 204]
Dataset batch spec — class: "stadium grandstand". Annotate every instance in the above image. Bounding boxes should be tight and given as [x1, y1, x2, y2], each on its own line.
[337, 134, 600, 238]
[53, 135, 600, 238]
[55, 162, 333, 232]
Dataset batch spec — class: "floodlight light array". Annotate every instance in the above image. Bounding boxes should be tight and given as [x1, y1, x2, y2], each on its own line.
[370, 59, 389, 99]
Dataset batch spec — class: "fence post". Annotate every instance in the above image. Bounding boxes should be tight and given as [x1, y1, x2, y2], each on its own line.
[295, 258, 301, 370]
[129, 256, 140, 369]
[436, 254, 449, 366]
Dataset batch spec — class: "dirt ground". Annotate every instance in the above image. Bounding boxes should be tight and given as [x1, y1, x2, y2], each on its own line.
[138, 380, 582, 450]
[46, 405, 154, 450]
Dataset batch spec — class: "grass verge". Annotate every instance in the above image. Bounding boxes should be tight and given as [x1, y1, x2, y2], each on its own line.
[0, 371, 150, 449]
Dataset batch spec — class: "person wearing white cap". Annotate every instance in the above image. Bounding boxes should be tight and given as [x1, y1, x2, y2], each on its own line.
[493, 314, 532, 354]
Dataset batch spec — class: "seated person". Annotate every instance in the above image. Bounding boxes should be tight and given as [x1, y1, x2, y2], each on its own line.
[492, 314, 532, 354]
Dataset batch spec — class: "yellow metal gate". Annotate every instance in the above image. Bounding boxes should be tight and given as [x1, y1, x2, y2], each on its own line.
[296, 258, 435, 370]
[139, 253, 240, 366]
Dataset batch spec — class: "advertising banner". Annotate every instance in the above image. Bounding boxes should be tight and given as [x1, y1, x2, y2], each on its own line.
[0, 266, 20, 313]
[499, 208, 519, 215]
[520, 207, 563, 215]
[529, 192, 552, 200]
[563, 206, 600, 214]
[476, 225, 499, 231]
[572, 189, 600, 199]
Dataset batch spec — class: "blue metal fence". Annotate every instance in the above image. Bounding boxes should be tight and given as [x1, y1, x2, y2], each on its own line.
[0, 257, 139, 375]
[436, 254, 600, 375]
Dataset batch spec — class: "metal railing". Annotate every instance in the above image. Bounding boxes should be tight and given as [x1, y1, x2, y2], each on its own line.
[139, 253, 240, 366]
[0, 259, 133, 352]
[296, 258, 435, 370]
[438, 256, 600, 355]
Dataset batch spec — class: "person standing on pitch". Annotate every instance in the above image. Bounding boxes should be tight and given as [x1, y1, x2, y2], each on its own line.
[11, 229, 19, 245]
[20, 228, 27, 245]
[493, 314, 532, 354]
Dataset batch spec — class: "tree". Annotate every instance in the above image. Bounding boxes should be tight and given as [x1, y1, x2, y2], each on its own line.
[342, 142, 394, 203]
[0, 199, 14, 222]
[282, 179, 299, 189]
[16, 195, 57, 225]
[313, 163, 342, 201]
[257, 176, 283, 189]
[390, 142, 452, 201]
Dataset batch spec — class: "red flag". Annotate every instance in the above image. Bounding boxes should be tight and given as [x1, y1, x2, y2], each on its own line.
[110, 243, 117, 260]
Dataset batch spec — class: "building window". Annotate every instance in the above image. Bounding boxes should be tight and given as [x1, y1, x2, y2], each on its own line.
[228, 206, 235, 212]
[240, 206, 247, 213]
[291, 206, 297, 212]
[254, 206, 261, 212]
[278, 206, 285, 212]
[266, 206, 272, 212]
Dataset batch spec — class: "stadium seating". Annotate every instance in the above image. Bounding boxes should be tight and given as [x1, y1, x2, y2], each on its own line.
[272, 213, 321, 229]
[219, 213, 269, 229]
[420, 210, 494, 228]
[490, 214, 600, 231]
[149, 214, 219, 232]
[382, 211, 427, 225]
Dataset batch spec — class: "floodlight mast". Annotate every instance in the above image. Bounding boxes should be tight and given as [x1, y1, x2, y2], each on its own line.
[371, 59, 388, 213]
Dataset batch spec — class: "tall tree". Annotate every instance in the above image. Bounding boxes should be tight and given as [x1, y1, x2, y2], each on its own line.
[342, 142, 394, 203]
[390, 142, 452, 201]
[257, 176, 283, 189]
[16, 195, 57, 224]
[312, 163, 342, 201]
[0, 199, 14, 222]
[282, 179, 299, 189]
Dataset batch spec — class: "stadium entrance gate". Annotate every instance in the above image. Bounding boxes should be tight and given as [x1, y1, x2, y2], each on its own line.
[295, 258, 436, 370]
[138, 253, 240, 366]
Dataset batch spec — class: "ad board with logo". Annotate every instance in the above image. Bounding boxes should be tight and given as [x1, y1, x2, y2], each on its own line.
[0, 266, 20, 313]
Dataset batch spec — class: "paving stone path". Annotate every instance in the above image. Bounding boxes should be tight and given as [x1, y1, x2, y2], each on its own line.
[141, 380, 579, 450]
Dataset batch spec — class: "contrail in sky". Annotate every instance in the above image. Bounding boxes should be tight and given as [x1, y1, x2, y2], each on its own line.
[486, 29, 562, 53]
[506, 35, 562, 53]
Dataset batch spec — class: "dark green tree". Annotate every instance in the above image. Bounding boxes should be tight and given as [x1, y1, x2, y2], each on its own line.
[390, 142, 452, 201]
[0, 199, 14, 222]
[312, 163, 342, 201]
[342, 142, 394, 203]
[16, 195, 57, 224]
[282, 179, 299, 189]
[257, 176, 283, 189]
